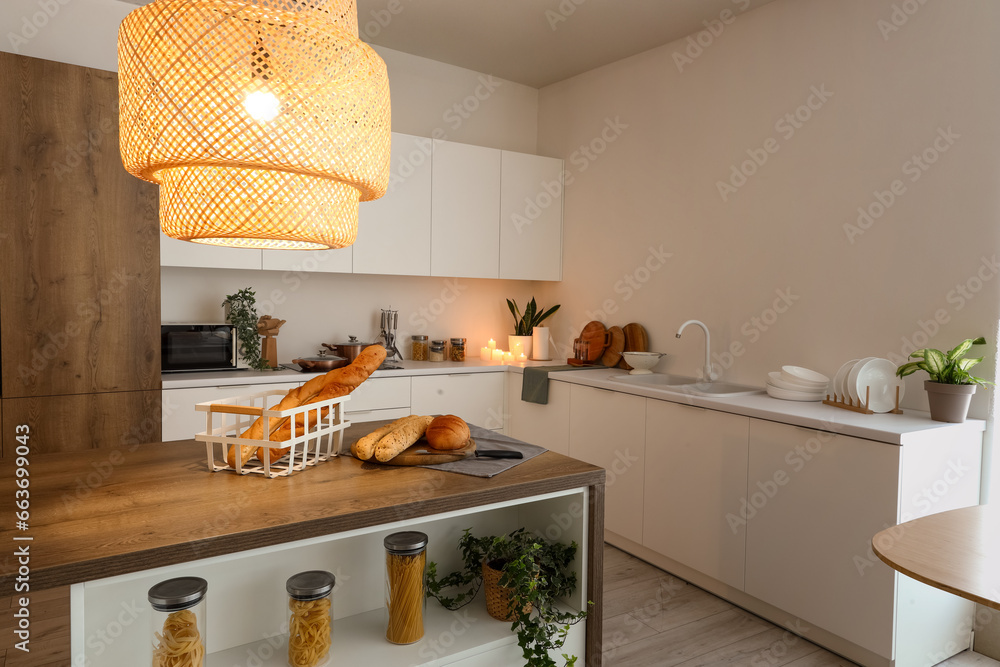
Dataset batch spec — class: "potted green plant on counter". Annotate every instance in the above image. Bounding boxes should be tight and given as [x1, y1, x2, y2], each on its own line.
[895, 336, 994, 423]
[425, 528, 588, 667]
[507, 298, 560, 361]
[222, 288, 270, 371]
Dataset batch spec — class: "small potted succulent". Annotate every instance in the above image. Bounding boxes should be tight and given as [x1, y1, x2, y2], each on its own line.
[507, 298, 560, 361]
[895, 337, 994, 423]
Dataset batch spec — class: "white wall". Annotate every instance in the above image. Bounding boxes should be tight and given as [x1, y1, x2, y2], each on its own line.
[537, 0, 1000, 419]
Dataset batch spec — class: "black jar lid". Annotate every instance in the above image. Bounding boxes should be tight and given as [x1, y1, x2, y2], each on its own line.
[148, 577, 208, 612]
[450, 338, 466, 345]
[411, 335, 428, 341]
[286, 570, 336, 601]
[384, 531, 428, 555]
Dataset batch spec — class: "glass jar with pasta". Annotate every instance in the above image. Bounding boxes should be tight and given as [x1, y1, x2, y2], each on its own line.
[148, 577, 207, 667]
[286, 570, 335, 667]
[384, 531, 428, 644]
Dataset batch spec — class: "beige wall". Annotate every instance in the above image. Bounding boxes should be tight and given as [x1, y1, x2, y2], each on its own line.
[536, 0, 1000, 655]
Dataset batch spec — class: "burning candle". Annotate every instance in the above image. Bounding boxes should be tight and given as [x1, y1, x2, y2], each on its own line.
[518, 353, 527, 365]
[487, 339, 496, 350]
[492, 349, 504, 362]
[480, 346, 490, 361]
[511, 341, 523, 358]
[503, 351, 514, 364]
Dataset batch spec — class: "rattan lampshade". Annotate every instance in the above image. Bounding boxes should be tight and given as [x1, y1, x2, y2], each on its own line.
[118, 0, 391, 250]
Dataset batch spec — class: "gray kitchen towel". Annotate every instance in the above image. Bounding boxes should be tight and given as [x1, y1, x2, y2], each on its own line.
[521, 365, 592, 404]
[418, 424, 545, 478]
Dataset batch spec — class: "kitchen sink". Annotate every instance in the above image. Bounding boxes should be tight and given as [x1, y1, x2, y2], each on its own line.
[609, 374, 762, 397]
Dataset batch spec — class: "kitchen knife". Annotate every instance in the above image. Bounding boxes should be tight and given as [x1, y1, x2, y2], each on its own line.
[475, 449, 523, 459]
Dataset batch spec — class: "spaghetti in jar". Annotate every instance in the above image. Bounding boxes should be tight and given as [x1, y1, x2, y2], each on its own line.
[384, 531, 428, 644]
[286, 570, 335, 667]
[148, 577, 207, 667]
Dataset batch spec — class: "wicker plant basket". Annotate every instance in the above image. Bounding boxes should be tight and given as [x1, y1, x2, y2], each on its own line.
[482, 561, 532, 622]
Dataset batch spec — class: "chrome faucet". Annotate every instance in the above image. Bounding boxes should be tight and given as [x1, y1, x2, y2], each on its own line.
[676, 319, 717, 382]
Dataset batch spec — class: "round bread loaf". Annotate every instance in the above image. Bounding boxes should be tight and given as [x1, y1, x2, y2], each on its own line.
[426, 414, 471, 450]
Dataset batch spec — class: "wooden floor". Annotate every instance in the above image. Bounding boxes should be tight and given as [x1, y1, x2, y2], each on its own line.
[602, 545, 999, 667]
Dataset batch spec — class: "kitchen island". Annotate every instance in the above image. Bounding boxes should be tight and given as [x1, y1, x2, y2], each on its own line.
[0, 422, 604, 666]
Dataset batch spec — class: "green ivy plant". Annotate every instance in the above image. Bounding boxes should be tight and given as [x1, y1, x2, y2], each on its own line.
[425, 528, 588, 667]
[507, 298, 560, 337]
[895, 336, 994, 386]
[222, 288, 270, 371]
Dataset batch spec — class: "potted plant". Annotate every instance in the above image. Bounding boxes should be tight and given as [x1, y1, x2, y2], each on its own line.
[895, 336, 994, 423]
[222, 288, 271, 371]
[507, 298, 560, 361]
[425, 528, 588, 667]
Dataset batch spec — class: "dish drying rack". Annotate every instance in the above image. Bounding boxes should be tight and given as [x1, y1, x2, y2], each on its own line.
[823, 386, 903, 415]
[196, 388, 350, 478]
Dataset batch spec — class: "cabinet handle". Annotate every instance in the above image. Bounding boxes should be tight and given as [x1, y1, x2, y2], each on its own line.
[219, 384, 251, 389]
[676, 402, 706, 412]
[349, 410, 373, 415]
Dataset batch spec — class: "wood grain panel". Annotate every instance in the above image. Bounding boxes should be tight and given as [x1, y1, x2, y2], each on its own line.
[0, 586, 70, 667]
[2, 390, 162, 456]
[0, 51, 160, 399]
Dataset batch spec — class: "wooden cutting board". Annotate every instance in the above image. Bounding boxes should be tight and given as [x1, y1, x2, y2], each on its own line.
[379, 439, 476, 466]
[579, 320, 609, 362]
[619, 323, 649, 370]
[601, 326, 625, 367]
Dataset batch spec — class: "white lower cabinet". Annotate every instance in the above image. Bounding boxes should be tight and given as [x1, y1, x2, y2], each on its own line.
[568, 384, 645, 545]
[345, 376, 411, 423]
[744, 418, 981, 665]
[161, 382, 301, 442]
[506, 373, 570, 455]
[71, 490, 590, 667]
[642, 401, 748, 590]
[410, 372, 505, 430]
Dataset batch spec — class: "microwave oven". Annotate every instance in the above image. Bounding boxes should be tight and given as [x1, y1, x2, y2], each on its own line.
[161, 324, 240, 373]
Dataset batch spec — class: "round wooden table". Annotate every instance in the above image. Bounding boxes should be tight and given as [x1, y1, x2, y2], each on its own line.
[872, 504, 1000, 610]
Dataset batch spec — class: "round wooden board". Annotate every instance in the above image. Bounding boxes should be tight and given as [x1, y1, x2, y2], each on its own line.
[579, 320, 609, 362]
[601, 326, 625, 367]
[379, 438, 476, 466]
[619, 322, 649, 369]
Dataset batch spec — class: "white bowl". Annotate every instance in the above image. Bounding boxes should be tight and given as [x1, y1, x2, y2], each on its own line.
[767, 371, 827, 392]
[766, 383, 825, 402]
[622, 352, 663, 375]
[780, 365, 830, 386]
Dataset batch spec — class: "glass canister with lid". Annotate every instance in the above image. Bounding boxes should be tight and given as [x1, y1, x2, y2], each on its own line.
[286, 570, 335, 667]
[148, 576, 207, 667]
[429, 340, 446, 362]
[450, 338, 467, 362]
[411, 335, 428, 361]
[384, 531, 428, 644]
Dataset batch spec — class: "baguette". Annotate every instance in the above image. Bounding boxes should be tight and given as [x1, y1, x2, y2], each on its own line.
[350, 415, 422, 461]
[225, 345, 386, 468]
[374, 415, 434, 463]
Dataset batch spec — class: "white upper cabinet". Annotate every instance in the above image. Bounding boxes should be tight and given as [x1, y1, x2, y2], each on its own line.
[160, 232, 263, 270]
[499, 152, 563, 281]
[354, 133, 433, 276]
[261, 246, 352, 274]
[430, 140, 501, 279]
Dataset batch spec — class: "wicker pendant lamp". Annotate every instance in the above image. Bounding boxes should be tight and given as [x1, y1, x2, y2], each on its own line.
[118, 0, 391, 250]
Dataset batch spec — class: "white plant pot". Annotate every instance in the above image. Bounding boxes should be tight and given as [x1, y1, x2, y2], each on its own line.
[508, 335, 533, 361]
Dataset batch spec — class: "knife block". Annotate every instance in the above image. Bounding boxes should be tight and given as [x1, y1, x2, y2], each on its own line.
[262, 335, 278, 369]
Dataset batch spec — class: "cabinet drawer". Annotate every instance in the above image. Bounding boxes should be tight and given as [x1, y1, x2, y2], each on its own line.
[161, 383, 300, 442]
[410, 373, 505, 430]
[345, 376, 410, 413]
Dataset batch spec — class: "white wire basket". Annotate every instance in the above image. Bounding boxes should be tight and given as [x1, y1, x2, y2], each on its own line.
[196, 388, 350, 478]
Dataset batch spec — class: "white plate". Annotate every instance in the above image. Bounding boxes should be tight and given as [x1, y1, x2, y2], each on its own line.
[767, 372, 825, 392]
[766, 384, 825, 402]
[846, 357, 878, 402]
[832, 359, 860, 400]
[780, 365, 830, 386]
[854, 358, 905, 413]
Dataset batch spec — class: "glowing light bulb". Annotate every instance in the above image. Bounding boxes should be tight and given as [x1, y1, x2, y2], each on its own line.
[244, 90, 280, 122]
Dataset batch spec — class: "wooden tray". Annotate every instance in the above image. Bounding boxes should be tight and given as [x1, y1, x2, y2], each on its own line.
[619, 322, 649, 370]
[601, 325, 625, 367]
[379, 438, 476, 466]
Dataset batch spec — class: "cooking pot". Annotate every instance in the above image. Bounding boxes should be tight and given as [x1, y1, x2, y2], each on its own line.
[292, 350, 348, 371]
[322, 336, 375, 363]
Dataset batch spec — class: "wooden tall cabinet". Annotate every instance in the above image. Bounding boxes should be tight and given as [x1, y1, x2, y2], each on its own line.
[0, 52, 161, 456]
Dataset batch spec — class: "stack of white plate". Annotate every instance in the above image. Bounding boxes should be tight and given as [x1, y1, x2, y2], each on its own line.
[831, 357, 905, 413]
[766, 366, 830, 401]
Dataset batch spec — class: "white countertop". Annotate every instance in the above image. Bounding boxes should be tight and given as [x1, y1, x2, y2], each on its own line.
[548, 367, 985, 446]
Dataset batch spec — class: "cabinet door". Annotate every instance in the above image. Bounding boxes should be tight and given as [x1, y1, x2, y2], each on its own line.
[430, 140, 500, 279]
[506, 373, 570, 455]
[643, 401, 748, 590]
[568, 385, 645, 544]
[354, 133, 432, 276]
[500, 152, 563, 281]
[160, 232, 263, 270]
[261, 246, 352, 274]
[410, 373, 505, 430]
[162, 382, 300, 442]
[744, 419, 899, 659]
